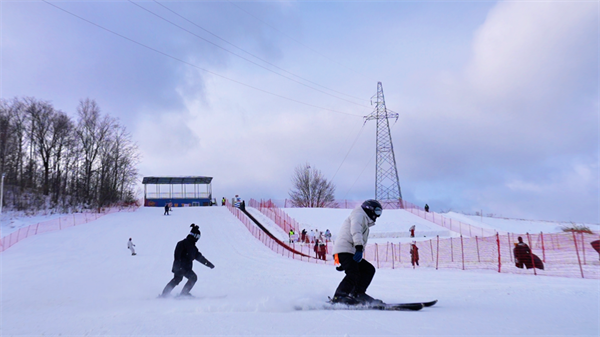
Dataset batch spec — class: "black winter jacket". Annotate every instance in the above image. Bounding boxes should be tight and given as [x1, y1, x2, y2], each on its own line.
[171, 235, 214, 273]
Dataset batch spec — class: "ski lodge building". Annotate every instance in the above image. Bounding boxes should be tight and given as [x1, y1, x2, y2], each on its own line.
[142, 176, 213, 207]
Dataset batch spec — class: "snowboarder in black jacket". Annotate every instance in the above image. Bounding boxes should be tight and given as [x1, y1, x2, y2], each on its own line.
[161, 224, 214, 297]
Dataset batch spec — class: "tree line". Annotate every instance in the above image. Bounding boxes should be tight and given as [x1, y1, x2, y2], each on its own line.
[0, 97, 140, 212]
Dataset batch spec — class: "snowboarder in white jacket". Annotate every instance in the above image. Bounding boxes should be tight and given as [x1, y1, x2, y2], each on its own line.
[331, 199, 382, 305]
[127, 238, 136, 255]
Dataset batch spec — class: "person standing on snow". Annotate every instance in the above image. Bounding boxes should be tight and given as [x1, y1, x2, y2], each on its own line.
[308, 230, 315, 243]
[127, 238, 136, 256]
[331, 199, 383, 305]
[161, 224, 215, 297]
[324, 229, 332, 242]
[410, 241, 419, 268]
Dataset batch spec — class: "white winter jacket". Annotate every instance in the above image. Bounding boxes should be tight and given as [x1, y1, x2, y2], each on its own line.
[332, 206, 376, 255]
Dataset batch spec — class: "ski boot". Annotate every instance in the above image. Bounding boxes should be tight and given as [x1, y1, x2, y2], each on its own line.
[330, 293, 360, 305]
[352, 293, 385, 305]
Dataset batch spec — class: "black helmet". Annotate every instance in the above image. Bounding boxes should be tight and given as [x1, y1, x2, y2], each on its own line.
[361, 199, 383, 221]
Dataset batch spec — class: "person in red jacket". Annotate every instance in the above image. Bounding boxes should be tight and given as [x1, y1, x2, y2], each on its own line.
[160, 224, 215, 297]
[410, 242, 419, 268]
[409, 225, 416, 238]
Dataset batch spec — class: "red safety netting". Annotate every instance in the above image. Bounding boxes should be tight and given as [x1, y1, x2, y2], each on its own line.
[225, 199, 330, 265]
[236, 199, 600, 279]
[248, 199, 299, 234]
[269, 198, 496, 238]
[0, 206, 139, 252]
[364, 232, 600, 279]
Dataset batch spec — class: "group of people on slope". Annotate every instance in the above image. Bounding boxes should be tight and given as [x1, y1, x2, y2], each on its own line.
[291, 228, 331, 244]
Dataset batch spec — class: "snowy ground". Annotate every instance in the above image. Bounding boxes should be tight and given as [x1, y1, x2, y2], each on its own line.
[1, 206, 599, 336]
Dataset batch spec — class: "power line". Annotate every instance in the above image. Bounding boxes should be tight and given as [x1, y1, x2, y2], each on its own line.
[342, 150, 375, 201]
[128, 0, 370, 109]
[228, 1, 376, 84]
[330, 122, 366, 184]
[152, 0, 369, 104]
[41, 0, 364, 118]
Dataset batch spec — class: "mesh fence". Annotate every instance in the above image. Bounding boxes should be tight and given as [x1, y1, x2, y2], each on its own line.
[364, 232, 600, 279]
[269, 198, 496, 237]
[0, 206, 139, 252]
[245, 199, 600, 279]
[225, 200, 329, 265]
[248, 199, 300, 234]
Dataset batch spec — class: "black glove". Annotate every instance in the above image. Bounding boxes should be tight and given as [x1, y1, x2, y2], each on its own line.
[353, 245, 363, 262]
[196, 253, 215, 269]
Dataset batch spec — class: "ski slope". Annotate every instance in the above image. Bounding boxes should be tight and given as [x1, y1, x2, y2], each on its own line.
[1, 206, 598, 336]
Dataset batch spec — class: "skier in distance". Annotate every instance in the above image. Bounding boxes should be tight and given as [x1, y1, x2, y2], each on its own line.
[127, 238, 136, 256]
[160, 224, 215, 297]
[331, 199, 383, 305]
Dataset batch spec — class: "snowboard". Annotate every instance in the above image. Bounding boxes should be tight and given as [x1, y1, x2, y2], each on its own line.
[295, 299, 437, 311]
[348, 299, 438, 311]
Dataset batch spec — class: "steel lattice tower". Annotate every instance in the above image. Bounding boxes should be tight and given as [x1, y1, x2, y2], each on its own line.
[364, 82, 402, 208]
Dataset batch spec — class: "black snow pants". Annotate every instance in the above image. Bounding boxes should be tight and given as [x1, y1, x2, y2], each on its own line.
[162, 269, 197, 296]
[334, 253, 376, 297]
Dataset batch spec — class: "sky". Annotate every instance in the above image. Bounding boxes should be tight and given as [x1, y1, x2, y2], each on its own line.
[1, 0, 598, 224]
[1, 206, 599, 336]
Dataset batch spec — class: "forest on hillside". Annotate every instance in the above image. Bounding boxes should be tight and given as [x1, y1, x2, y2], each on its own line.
[0, 97, 140, 213]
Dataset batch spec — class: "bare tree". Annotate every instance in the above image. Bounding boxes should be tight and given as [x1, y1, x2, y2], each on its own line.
[50, 111, 75, 205]
[27, 99, 59, 195]
[75, 98, 113, 204]
[288, 163, 336, 208]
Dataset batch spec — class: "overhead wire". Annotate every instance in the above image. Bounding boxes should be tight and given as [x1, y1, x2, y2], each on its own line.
[152, 0, 369, 104]
[228, 1, 376, 85]
[329, 122, 367, 184]
[342, 150, 376, 200]
[41, 0, 363, 118]
[128, 0, 371, 109]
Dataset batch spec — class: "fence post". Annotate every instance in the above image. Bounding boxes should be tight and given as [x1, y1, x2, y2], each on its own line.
[540, 232, 546, 262]
[507, 233, 513, 262]
[436, 235, 440, 270]
[526, 233, 537, 276]
[581, 232, 586, 265]
[375, 243, 380, 269]
[391, 243, 395, 269]
[572, 231, 585, 278]
[496, 232, 501, 273]
[460, 235, 465, 270]
[430, 239, 434, 262]
[450, 237, 454, 262]
[475, 236, 480, 262]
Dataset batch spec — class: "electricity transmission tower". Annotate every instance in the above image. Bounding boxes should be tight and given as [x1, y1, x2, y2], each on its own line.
[364, 82, 402, 208]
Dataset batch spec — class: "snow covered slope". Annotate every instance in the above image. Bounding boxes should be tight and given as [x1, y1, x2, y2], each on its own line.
[1, 206, 598, 336]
